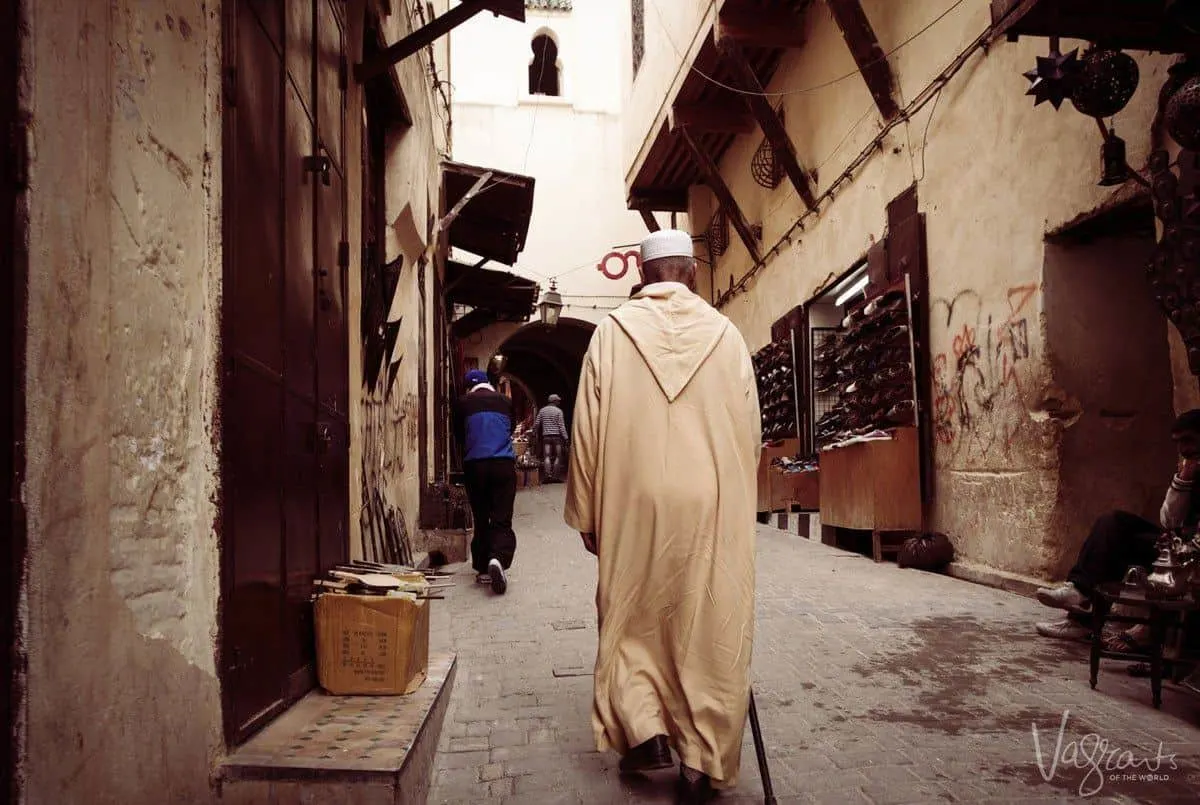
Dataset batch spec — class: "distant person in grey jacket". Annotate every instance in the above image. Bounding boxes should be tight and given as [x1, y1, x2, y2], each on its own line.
[534, 394, 569, 483]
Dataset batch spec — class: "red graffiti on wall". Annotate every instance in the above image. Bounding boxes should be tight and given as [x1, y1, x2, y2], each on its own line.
[597, 250, 641, 280]
[931, 283, 1038, 458]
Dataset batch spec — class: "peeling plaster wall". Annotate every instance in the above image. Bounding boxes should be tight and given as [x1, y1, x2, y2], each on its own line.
[22, 0, 223, 802]
[350, 0, 452, 559]
[625, 0, 1183, 579]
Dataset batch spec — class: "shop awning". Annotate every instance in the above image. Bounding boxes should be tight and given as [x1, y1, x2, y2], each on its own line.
[443, 161, 536, 266]
[445, 259, 540, 320]
[991, 0, 1200, 54]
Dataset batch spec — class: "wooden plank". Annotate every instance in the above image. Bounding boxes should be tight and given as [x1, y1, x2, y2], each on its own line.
[677, 126, 762, 264]
[638, 208, 661, 233]
[827, 0, 900, 121]
[716, 38, 816, 211]
[355, 1, 525, 83]
[717, 3, 807, 49]
[628, 187, 689, 213]
[670, 100, 757, 134]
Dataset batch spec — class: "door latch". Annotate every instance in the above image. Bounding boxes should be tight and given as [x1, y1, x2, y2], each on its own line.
[302, 154, 331, 186]
[311, 422, 333, 454]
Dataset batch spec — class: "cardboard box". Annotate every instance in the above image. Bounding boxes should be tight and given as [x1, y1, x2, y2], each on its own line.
[314, 593, 430, 695]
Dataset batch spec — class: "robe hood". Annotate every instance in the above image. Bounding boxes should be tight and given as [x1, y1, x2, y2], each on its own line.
[609, 282, 731, 403]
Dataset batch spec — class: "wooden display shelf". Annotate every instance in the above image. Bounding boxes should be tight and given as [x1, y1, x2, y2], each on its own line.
[818, 426, 922, 560]
[757, 439, 799, 513]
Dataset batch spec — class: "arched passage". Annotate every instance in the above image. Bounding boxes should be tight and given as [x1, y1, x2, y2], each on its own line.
[493, 317, 595, 428]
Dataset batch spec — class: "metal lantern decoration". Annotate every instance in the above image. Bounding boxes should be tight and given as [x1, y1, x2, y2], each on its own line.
[1166, 75, 1200, 151]
[1070, 47, 1139, 119]
[1098, 131, 1130, 186]
[1146, 148, 1200, 375]
[1023, 40, 1080, 110]
[707, 208, 730, 256]
[538, 279, 563, 327]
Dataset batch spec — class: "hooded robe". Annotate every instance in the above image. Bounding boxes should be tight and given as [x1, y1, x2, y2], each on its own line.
[564, 281, 762, 786]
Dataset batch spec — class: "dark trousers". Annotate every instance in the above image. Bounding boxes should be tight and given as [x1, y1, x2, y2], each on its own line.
[541, 436, 566, 481]
[464, 458, 517, 573]
[1067, 510, 1161, 595]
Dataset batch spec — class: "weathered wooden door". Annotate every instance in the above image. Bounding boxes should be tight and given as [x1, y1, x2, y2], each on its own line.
[222, 0, 348, 745]
[2, 0, 23, 795]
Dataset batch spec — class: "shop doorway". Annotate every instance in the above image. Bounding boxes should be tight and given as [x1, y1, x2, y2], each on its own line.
[1045, 200, 1176, 577]
[2, 0, 24, 796]
[220, 0, 350, 746]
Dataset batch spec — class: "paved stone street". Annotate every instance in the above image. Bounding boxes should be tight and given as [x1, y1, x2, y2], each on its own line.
[428, 486, 1200, 804]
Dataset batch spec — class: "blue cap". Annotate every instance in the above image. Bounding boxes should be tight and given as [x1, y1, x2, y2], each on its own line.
[465, 369, 489, 387]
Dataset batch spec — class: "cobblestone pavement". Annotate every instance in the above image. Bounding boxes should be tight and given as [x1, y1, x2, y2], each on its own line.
[428, 485, 1200, 804]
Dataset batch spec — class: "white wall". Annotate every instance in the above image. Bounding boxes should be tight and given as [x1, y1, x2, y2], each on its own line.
[451, 0, 651, 328]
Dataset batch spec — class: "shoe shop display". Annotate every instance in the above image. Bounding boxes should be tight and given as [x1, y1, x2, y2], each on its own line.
[753, 339, 798, 441]
[813, 285, 918, 448]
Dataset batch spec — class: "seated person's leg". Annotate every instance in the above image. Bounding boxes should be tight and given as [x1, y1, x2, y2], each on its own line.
[1038, 511, 1159, 613]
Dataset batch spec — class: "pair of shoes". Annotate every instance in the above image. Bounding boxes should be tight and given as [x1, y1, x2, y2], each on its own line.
[675, 765, 716, 804]
[618, 735, 673, 774]
[488, 558, 507, 595]
[1036, 582, 1092, 614]
[1036, 618, 1091, 642]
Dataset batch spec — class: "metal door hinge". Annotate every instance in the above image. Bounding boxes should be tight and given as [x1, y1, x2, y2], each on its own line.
[302, 154, 331, 186]
[223, 67, 237, 108]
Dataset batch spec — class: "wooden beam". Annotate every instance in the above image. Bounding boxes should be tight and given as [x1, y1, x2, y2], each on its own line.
[628, 188, 689, 213]
[355, 0, 525, 83]
[716, 4, 807, 49]
[827, 0, 899, 120]
[670, 100, 757, 134]
[638, 209, 661, 233]
[716, 38, 816, 211]
[677, 126, 761, 264]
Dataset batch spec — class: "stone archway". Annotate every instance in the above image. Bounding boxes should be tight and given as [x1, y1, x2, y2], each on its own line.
[492, 317, 595, 427]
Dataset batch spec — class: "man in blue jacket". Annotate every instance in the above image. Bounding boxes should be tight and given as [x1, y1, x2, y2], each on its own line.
[454, 369, 517, 594]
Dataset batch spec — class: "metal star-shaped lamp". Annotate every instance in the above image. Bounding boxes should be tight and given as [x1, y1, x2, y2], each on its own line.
[1024, 42, 1080, 110]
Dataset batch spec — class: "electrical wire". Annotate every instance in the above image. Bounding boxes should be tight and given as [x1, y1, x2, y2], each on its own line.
[713, 13, 999, 309]
[647, 0, 968, 99]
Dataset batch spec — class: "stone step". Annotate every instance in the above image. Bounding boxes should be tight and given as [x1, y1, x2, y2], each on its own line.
[218, 652, 458, 805]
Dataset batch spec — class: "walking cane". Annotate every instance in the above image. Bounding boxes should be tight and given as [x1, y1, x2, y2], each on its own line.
[748, 688, 777, 805]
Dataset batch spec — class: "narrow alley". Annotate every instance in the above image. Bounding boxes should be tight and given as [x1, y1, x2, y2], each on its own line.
[429, 485, 1200, 805]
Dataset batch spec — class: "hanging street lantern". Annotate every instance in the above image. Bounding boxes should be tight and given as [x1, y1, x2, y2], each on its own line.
[538, 279, 563, 327]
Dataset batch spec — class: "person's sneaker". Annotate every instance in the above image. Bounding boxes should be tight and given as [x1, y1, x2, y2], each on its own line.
[476, 572, 491, 585]
[1036, 618, 1091, 642]
[1036, 582, 1091, 613]
[488, 558, 507, 595]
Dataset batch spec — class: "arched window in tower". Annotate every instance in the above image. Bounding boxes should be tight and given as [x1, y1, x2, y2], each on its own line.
[529, 34, 560, 96]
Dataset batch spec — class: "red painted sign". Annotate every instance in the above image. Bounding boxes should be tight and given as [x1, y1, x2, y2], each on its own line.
[597, 249, 641, 280]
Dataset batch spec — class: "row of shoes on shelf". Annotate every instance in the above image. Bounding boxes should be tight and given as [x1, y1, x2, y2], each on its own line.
[754, 339, 797, 442]
[813, 289, 916, 446]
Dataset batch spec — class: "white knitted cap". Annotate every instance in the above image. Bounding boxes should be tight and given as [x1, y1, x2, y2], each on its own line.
[640, 229, 694, 263]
